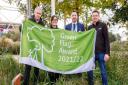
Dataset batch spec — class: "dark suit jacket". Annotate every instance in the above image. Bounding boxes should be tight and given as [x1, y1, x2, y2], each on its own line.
[65, 22, 85, 32]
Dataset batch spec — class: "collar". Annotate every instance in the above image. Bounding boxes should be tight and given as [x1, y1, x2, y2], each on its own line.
[92, 21, 100, 26]
[72, 22, 77, 24]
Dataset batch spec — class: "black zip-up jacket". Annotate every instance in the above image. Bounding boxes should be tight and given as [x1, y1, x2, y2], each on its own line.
[20, 16, 45, 32]
[88, 21, 110, 55]
[29, 15, 45, 26]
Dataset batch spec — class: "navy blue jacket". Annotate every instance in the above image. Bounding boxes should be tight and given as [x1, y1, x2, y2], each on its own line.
[65, 22, 85, 32]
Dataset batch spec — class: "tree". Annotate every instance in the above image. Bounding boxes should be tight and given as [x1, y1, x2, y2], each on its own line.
[116, 34, 121, 41]
[108, 0, 128, 30]
[30, 0, 128, 30]
[111, 0, 128, 22]
[109, 32, 116, 43]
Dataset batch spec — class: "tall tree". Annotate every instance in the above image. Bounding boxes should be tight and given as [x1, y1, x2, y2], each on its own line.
[111, 0, 128, 28]
[31, 0, 128, 28]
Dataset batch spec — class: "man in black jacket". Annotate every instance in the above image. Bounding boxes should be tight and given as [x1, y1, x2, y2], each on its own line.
[23, 6, 44, 85]
[87, 10, 110, 85]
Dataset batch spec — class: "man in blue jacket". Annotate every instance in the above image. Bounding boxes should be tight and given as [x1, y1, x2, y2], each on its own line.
[65, 10, 85, 81]
[65, 11, 85, 32]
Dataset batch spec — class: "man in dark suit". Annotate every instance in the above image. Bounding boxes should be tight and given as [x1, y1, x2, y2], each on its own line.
[65, 11, 85, 32]
[23, 6, 44, 85]
[65, 10, 85, 81]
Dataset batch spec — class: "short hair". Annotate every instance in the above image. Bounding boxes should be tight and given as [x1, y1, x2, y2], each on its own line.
[92, 10, 100, 15]
[34, 6, 42, 13]
[72, 10, 77, 14]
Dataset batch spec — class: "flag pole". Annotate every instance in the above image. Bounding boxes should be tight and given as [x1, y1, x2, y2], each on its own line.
[51, 0, 55, 16]
[27, 0, 31, 18]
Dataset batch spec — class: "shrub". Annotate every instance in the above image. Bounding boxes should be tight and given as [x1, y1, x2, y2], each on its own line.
[0, 28, 20, 55]
[0, 36, 13, 54]
[111, 41, 128, 51]
[0, 41, 128, 85]
[107, 51, 128, 85]
[0, 54, 24, 85]
[11, 41, 20, 54]
[6, 28, 20, 41]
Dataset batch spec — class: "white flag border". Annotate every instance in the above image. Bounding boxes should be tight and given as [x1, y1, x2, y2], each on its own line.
[19, 55, 95, 74]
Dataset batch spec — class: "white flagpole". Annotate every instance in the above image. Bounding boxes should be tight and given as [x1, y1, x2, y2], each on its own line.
[51, 0, 55, 16]
[27, 0, 31, 18]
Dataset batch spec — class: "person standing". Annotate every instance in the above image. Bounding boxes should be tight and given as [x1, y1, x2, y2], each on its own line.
[23, 6, 45, 85]
[48, 15, 61, 85]
[87, 10, 110, 85]
[50, 15, 58, 29]
[65, 10, 85, 79]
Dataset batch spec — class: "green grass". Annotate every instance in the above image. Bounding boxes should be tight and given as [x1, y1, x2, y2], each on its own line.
[0, 54, 24, 85]
[0, 41, 128, 85]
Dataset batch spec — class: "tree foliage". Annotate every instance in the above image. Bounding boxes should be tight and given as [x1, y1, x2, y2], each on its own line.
[112, 1, 128, 23]
[31, 0, 127, 22]
[109, 32, 116, 43]
[6, 0, 127, 28]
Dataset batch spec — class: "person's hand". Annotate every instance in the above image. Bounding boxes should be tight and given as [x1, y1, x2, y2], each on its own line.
[104, 54, 110, 62]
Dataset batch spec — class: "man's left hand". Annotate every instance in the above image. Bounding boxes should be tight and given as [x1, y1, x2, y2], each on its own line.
[104, 54, 110, 62]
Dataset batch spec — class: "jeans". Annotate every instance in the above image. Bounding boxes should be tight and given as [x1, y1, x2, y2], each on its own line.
[87, 52, 108, 85]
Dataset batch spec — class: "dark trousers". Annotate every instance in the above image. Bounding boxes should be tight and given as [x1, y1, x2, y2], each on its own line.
[87, 71, 94, 85]
[48, 72, 61, 84]
[23, 65, 39, 85]
[87, 52, 108, 85]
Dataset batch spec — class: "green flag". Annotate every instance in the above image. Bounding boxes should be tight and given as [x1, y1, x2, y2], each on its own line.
[20, 20, 96, 74]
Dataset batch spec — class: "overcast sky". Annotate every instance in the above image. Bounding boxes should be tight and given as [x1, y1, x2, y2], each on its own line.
[0, 0, 25, 23]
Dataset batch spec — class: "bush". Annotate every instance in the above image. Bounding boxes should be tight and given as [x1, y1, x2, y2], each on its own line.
[107, 51, 128, 85]
[6, 28, 20, 41]
[0, 28, 20, 55]
[111, 41, 128, 51]
[11, 41, 20, 54]
[0, 54, 24, 85]
[0, 41, 128, 85]
[0, 36, 13, 54]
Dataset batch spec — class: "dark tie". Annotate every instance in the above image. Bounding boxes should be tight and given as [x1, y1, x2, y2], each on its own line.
[73, 24, 75, 31]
